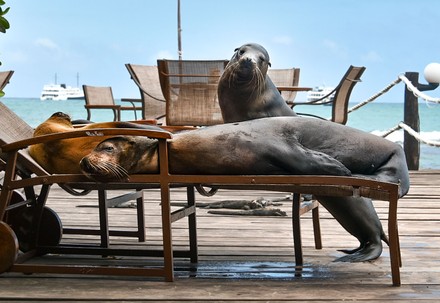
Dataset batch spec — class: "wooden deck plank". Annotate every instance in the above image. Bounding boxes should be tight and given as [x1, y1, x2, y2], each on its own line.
[0, 170, 440, 301]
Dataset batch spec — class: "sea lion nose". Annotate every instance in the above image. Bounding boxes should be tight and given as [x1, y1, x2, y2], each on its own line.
[240, 57, 255, 68]
[79, 157, 91, 171]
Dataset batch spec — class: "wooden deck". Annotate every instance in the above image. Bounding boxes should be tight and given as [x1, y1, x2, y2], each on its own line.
[0, 170, 439, 302]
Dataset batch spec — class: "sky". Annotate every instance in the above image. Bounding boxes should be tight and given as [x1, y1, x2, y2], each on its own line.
[1, 0, 440, 103]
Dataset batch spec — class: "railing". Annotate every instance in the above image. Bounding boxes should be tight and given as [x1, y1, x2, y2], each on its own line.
[344, 70, 440, 170]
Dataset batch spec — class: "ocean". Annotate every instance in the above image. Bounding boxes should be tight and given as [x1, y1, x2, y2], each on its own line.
[2, 97, 440, 169]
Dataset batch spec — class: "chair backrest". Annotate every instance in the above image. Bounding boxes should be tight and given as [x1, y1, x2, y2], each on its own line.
[331, 65, 365, 124]
[0, 70, 14, 91]
[83, 85, 115, 106]
[267, 68, 300, 103]
[0, 102, 49, 176]
[125, 64, 166, 120]
[157, 59, 228, 126]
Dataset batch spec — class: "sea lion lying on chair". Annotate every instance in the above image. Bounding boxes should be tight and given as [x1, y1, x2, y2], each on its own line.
[218, 43, 297, 123]
[80, 116, 410, 262]
[29, 112, 158, 174]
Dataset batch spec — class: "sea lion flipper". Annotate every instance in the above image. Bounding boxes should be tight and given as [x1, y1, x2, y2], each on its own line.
[284, 144, 351, 176]
[334, 242, 382, 262]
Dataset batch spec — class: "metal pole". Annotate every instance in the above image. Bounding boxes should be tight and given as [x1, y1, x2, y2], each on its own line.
[177, 0, 182, 60]
[403, 72, 420, 170]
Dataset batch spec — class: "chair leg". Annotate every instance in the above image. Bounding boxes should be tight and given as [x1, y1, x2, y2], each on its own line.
[186, 186, 198, 263]
[98, 189, 109, 248]
[86, 109, 92, 121]
[292, 193, 303, 266]
[312, 204, 322, 249]
[135, 189, 146, 242]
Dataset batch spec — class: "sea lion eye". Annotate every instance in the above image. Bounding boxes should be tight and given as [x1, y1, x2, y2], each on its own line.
[103, 146, 114, 152]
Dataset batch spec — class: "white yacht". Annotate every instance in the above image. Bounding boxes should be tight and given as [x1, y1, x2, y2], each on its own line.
[307, 86, 335, 104]
[40, 84, 84, 101]
[40, 73, 84, 101]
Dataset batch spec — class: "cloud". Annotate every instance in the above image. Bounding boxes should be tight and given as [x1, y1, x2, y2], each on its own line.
[35, 38, 60, 51]
[322, 39, 349, 58]
[361, 50, 382, 63]
[273, 35, 293, 45]
[155, 50, 175, 60]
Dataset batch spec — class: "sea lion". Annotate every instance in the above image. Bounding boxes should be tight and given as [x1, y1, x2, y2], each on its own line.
[29, 112, 159, 174]
[218, 43, 297, 122]
[80, 117, 410, 262]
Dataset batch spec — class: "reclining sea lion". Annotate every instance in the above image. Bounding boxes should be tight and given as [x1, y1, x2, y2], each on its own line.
[80, 117, 410, 262]
[218, 42, 297, 122]
[29, 112, 158, 174]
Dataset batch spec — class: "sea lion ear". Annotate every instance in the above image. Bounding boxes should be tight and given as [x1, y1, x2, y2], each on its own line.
[268, 61, 272, 67]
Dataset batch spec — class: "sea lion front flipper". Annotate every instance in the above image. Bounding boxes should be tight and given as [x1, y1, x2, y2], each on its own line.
[275, 143, 352, 176]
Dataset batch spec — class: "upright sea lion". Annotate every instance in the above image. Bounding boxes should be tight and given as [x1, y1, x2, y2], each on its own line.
[80, 117, 410, 262]
[218, 43, 405, 262]
[29, 112, 159, 174]
[218, 43, 297, 122]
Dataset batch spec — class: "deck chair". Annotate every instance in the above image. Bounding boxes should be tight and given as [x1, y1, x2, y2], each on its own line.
[0, 101, 403, 286]
[157, 59, 324, 262]
[157, 59, 228, 126]
[83, 85, 138, 122]
[123, 64, 166, 121]
[0, 102, 146, 248]
[268, 68, 302, 104]
[0, 70, 14, 93]
[0, 101, 197, 281]
[293, 65, 366, 125]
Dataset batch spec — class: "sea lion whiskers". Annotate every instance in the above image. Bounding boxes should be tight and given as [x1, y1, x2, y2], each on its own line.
[250, 66, 266, 101]
[83, 158, 129, 181]
[99, 161, 129, 180]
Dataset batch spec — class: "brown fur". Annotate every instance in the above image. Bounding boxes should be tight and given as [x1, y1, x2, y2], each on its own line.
[29, 112, 155, 174]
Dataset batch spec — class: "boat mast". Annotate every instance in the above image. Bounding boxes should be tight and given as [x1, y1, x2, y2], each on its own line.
[177, 0, 182, 60]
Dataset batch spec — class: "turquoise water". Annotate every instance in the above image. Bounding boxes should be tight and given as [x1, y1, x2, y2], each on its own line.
[2, 98, 440, 169]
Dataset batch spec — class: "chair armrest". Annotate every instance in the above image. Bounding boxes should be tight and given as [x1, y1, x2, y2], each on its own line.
[84, 105, 121, 109]
[277, 86, 312, 92]
[121, 98, 142, 104]
[1, 128, 172, 152]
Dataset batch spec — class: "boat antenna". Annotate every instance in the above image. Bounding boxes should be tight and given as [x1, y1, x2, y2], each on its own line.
[76, 72, 79, 87]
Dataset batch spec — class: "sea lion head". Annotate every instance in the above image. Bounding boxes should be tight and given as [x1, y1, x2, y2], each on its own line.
[80, 136, 159, 182]
[224, 43, 271, 85]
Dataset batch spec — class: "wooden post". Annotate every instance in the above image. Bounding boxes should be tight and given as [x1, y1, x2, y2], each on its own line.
[403, 72, 420, 170]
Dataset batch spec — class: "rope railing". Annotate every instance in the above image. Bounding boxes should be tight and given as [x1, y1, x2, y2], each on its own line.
[398, 74, 440, 104]
[347, 74, 440, 114]
[381, 122, 440, 147]
[347, 77, 402, 114]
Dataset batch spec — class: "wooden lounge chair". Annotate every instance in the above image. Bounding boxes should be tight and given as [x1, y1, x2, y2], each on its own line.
[0, 101, 197, 280]
[0, 100, 403, 285]
[292, 65, 366, 125]
[83, 85, 138, 121]
[0, 102, 148, 247]
[0, 70, 14, 92]
[123, 64, 166, 121]
[156, 58, 322, 257]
